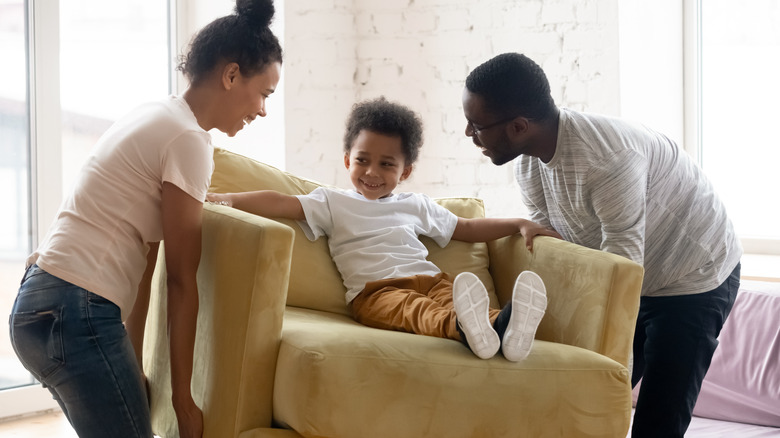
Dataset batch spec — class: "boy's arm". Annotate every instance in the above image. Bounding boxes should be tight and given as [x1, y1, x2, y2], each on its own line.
[452, 217, 562, 250]
[206, 191, 305, 221]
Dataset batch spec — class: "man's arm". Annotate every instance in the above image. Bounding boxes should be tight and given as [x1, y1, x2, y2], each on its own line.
[206, 191, 305, 221]
[590, 149, 648, 264]
[451, 217, 562, 250]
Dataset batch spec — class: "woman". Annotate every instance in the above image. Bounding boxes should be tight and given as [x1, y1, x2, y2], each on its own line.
[8, 1, 282, 437]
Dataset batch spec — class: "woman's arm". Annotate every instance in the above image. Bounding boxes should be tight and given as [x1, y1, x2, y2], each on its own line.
[125, 241, 159, 399]
[452, 217, 562, 250]
[206, 190, 305, 221]
[161, 182, 204, 438]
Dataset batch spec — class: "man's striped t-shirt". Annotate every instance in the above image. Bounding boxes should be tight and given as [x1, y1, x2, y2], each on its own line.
[515, 108, 741, 297]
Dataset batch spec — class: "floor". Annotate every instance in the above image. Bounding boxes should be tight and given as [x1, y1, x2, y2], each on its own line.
[0, 410, 76, 437]
[0, 410, 164, 437]
[1, 409, 779, 437]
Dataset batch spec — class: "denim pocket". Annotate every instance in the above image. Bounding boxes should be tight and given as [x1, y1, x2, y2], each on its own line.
[10, 307, 65, 380]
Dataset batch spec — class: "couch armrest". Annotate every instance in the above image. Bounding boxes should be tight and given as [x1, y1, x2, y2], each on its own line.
[488, 235, 643, 368]
[145, 204, 294, 438]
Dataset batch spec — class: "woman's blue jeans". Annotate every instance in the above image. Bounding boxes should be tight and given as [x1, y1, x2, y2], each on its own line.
[9, 265, 152, 438]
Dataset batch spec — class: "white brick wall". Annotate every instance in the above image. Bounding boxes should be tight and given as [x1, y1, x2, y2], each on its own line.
[284, 0, 620, 218]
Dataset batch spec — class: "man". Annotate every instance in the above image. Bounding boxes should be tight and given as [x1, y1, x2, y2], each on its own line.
[461, 52, 742, 438]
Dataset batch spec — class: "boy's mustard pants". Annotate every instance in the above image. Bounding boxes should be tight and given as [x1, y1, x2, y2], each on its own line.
[349, 272, 500, 341]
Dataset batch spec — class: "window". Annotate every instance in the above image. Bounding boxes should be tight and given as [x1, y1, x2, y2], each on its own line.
[0, 0, 170, 417]
[620, 0, 780, 258]
[699, 0, 780, 251]
[1, 0, 286, 418]
[60, 0, 170, 193]
[0, 0, 35, 395]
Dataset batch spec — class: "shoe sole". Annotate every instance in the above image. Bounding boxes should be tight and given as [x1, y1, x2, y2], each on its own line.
[502, 271, 547, 362]
[453, 272, 500, 359]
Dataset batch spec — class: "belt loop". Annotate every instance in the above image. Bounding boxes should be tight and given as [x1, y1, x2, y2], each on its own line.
[21, 264, 37, 285]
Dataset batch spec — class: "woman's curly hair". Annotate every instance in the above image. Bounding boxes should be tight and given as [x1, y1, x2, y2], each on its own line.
[178, 0, 283, 84]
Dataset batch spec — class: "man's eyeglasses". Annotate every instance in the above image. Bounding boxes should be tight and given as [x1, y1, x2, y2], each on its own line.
[467, 115, 521, 136]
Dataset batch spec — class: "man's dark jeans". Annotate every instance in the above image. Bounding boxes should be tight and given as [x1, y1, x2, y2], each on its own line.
[631, 263, 740, 438]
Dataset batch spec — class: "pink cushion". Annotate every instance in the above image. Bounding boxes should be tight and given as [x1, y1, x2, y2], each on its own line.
[693, 281, 780, 427]
[632, 280, 780, 427]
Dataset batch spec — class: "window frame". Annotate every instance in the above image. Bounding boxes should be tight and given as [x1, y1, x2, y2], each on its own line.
[0, 0, 63, 418]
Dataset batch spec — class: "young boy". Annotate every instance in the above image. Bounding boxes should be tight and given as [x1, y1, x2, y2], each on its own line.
[207, 97, 560, 361]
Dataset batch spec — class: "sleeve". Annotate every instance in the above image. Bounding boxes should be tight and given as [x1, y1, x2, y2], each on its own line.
[515, 158, 554, 229]
[161, 131, 214, 201]
[589, 149, 648, 264]
[520, 190, 553, 230]
[295, 187, 333, 241]
[417, 194, 459, 248]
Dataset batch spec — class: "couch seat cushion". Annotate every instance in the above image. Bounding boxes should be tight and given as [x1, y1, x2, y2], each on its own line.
[273, 307, 631, 438]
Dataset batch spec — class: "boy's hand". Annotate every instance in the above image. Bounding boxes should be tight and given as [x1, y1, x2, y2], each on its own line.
[519, 220, 562, 251]
[205, 193, 232, 207]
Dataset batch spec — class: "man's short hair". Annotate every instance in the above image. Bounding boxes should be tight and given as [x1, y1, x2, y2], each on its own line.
[466, 53, 557, 121]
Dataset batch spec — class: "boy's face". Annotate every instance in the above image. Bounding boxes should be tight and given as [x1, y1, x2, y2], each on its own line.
[344, 130, 413, 200]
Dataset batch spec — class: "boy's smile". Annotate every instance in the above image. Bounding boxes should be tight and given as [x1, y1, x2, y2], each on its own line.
[344, 130, 413, 200]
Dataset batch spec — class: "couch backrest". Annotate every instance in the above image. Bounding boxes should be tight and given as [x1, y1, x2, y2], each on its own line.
[209, 148, 498, 316]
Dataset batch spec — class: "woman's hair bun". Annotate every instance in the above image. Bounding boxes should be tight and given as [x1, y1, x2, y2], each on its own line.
[234, 0, 275, 28]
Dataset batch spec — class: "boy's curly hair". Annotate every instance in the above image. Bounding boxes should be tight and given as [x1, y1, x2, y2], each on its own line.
[343, 97, 424, 165]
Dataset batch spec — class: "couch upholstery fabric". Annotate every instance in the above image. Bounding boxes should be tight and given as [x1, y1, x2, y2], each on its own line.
[147, 148, 644, 438]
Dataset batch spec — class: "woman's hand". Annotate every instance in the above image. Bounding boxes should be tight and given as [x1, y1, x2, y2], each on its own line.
[174, 396, 203, 438]
[205, 192, 232, 207]
[519, 220, 562, 251]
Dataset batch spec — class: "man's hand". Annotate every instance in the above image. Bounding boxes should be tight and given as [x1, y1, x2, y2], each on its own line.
[519, 220, 562, 251]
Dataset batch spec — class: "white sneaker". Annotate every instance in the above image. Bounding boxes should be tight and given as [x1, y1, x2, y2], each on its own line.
[453, 272, 500, 359]
[502, 271, 547, 362]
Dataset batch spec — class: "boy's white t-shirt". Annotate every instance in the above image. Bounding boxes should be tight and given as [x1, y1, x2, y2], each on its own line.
[296, 187, 459, 303]
[28, 95, 214, 320]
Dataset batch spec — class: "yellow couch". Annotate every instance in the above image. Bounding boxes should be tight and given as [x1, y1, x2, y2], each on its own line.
[145, 148, 644, 438]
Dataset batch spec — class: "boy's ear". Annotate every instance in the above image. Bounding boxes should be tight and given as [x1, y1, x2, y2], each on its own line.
[400, 164, 413, 181]
[343, 154, 350, 169]
[222, 62, 241, 90]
